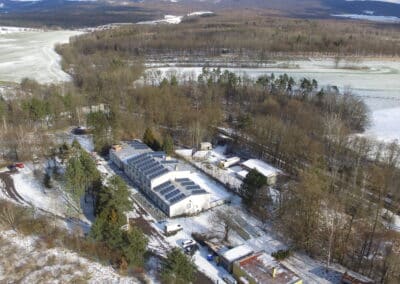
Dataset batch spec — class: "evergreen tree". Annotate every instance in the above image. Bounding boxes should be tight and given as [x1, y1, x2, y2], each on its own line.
[240, 169, 267, 207]
[95, 175, 132, 216]
[65, 155, 86, 203]
[123, 227, 148, 267]
[143, 127, 161, 151]
[162, 248, 197, 284]
[162, 135, 174, 155]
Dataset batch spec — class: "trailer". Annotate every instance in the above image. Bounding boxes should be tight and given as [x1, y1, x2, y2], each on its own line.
[164, 223, 183, 236]
[219, 157, 240, 169]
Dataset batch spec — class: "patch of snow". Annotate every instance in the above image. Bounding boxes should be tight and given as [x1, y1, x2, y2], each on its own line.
[187, 11, 214, 17]
[364, 107, 400, 143]
[188, 171, 232, 202]
[0, 29, 82, 83]
[137, 15, 183, 25]
[332, 14, 400, 23]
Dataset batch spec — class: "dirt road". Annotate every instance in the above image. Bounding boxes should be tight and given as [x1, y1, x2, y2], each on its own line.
[0, 171, 27, 204]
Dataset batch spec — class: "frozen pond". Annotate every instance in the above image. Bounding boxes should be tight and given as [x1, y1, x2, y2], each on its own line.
[0, 28, 82, 84]
[147, 58, 400, 142]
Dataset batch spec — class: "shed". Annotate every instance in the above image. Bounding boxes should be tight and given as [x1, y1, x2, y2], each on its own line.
[241, 159, 281, 185]
[219, 244, 254, 272]
[233, 252, 302, 284]
[200, 142, 212, 151]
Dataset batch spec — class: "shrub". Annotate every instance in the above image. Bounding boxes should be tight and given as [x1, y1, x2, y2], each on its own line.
[271, 249, 292, 260]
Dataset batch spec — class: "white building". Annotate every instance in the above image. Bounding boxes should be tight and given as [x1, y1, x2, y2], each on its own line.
[240, 159, 281, 185]
[110, 140, 211, 217]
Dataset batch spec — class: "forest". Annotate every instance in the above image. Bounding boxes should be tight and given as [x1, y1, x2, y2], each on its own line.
[58, 12, 400, 60]
[0, 14, 399, 282]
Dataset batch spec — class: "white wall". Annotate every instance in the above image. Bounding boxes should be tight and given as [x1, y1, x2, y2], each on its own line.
[169, 194, 211, 217]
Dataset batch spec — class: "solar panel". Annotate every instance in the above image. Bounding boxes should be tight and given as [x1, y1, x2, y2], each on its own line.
[181, 181, 195, 186]
[160, 185, 175, 195]
[186, 185, 201, 190]
[176, 178, 191, 182]
[192, 189, 207, 195]
[165, 189, 180, 199]
[153, 181, 172, 192]
[149, 168, 168, 179]
[169, 193, 186, 204]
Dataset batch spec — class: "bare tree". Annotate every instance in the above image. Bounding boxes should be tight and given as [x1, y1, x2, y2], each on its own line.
[209, 208, 238, 243]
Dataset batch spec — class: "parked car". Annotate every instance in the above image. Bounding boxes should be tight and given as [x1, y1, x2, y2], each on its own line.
[15, 162, 24, 169]
[184, 244, 199, 256]
[7, 164, 17, 172]
[181, 239, 196, 248]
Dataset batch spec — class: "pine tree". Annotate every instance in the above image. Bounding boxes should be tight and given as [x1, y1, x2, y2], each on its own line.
[240, 169, 267, 207]
[162, 135, 174, 155]
[162, 248, 197, 284]
[65, 155, 86, 203]
[143, 127, 161, 151]
[123, 227, 148, 267]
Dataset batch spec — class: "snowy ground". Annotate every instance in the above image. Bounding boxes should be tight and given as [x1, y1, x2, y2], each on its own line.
[332, 14, 400, 23]
[10, 164, 93, 232]
[176, 145, 244, 190]
[0, 28, 82, 84]
[137, 11, 214, 25]
[148, 58, 400, 143]
[0, 230, 138, 283]
[150, 201, 352, 284]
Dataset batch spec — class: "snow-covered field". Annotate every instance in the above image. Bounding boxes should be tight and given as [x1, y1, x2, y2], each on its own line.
[332, 14, 400, 23]
[137, 11, 214, 24]
[148, 58, 400, 142]
[0, 28, 82, 84]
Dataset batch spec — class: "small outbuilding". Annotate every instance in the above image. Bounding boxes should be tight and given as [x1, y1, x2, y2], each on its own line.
[241, 159, 281, 185]
[200, 142, 212, 151]
[233, 252, 302, 284]
[219, 244, 254, 272]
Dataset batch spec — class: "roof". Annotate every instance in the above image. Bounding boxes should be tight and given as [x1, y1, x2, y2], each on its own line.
[342, 271, 374, 284]
[236, 170, 249, 179]
[236, 252, 302, 284]
[242, 159, 280, 178]
[154, 178, 209, 206]
[221, 245, 254, 262]
[121, 140, 209, 206]
[126, 151, 174, 180]
[110, 140, 152, 163]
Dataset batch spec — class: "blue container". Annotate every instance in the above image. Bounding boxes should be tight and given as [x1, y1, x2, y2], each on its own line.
[207, 254, 214, 261]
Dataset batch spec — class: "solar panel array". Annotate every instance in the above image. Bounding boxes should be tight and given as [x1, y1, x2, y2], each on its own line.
[130, 140, 150, 150]
[169, 193, 186, 204]
[127, 152, 170, 180]
[154, 181, 173, 192]
[176, 179, 202, 191]
[165, 189, 180, 200]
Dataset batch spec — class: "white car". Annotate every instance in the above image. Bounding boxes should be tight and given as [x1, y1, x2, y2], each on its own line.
[181, 239, 196, 248]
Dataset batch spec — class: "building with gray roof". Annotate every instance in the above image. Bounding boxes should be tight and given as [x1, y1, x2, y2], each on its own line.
[110, 140, 210, 217]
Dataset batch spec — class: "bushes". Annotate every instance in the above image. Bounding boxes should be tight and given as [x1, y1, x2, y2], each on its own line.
[272, 249, 292, 260]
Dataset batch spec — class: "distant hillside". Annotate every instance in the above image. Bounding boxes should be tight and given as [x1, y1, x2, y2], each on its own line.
[0, 0, 399, 27]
